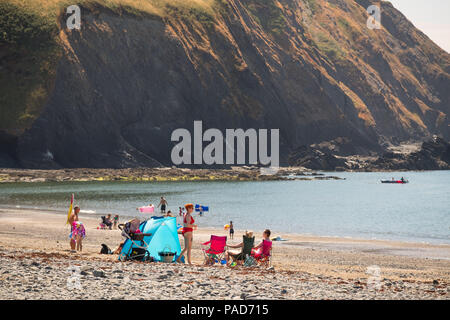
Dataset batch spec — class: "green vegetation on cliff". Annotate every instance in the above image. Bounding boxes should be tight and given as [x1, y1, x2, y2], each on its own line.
[312, 30, 345, 60]
[0, 2, 60, 134]
[243, 0, 286, 36]
[0, 0, 222, 135]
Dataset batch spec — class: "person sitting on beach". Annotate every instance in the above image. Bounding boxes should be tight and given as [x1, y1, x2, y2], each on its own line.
[225, 230, 253, 265]
[252, 229, 271, 258]
[165, 210, 173, 217]
[68, 206, 85, 252]
[104, 214, 113, 230]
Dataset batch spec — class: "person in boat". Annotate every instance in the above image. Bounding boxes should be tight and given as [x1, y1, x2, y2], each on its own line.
[401, 177, 405, 182]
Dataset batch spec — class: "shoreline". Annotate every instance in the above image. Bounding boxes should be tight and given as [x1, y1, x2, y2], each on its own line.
[2, 204, 450, 248]
[0, 167, 342, 183]
[1, 207, 449, 271]
[2, 204, 449, 248]
[2, 205, 449, 248]
[0, 208, 448, 299]
[2, 167, 450, 184]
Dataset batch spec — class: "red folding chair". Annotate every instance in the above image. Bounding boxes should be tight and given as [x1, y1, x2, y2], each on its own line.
[201, 235, 227, 265]
[251, 240, 272, 267]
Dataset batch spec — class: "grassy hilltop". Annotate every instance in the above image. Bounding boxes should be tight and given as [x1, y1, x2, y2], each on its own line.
[0, 0, 220, 134]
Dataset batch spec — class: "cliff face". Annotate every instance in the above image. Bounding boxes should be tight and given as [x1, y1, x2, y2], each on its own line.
[1, 0, 449, 168]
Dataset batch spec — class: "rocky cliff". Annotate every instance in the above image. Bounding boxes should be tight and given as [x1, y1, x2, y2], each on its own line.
[1, 0, 449, 168]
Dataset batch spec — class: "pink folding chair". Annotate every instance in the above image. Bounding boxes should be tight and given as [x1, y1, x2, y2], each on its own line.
[201, 235, 227, 265]
[251, 240, 272, 267]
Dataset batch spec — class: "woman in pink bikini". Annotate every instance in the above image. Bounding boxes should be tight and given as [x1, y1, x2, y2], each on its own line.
[176, 203, 196, 264]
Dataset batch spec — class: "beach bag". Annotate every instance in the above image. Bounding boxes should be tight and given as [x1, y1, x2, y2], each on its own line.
[129, 247, 148, 261]
[100, 244, 112, 254]
[244, 254, 257, 267]
[158, 246, 176, 263]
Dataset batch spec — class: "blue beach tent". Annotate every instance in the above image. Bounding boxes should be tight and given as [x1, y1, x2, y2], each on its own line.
[118, 216, 182, 262]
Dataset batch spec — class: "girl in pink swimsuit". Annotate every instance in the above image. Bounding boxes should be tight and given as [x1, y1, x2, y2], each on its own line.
[177, 203, 196, 264]
[68, 206, 85, 252]
[71, 221, 86, 251]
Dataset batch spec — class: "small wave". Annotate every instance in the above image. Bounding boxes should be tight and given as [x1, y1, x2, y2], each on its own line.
[80, 209, 96, 214]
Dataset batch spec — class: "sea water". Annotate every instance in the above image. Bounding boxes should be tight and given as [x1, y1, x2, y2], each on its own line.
[0, 171, 449, 244]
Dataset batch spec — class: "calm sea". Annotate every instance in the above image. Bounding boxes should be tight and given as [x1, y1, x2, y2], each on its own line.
[0, 171, 449, 244]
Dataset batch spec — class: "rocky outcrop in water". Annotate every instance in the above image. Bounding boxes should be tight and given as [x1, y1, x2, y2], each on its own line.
[287, 137, 450, 171]
[370, 137, 450, 170]
[288, 145, 348, 171]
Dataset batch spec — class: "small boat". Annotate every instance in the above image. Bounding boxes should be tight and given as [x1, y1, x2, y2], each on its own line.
[381, 179, 408, 184]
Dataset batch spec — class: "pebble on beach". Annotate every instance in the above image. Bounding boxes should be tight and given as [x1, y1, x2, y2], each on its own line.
[0, 248, 448, 300]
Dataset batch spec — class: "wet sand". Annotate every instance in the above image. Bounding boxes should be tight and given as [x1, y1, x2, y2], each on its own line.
[0, 208, 448, 299]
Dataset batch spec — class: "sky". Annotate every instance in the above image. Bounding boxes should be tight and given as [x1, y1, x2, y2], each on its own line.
[388, 0, 450, 53]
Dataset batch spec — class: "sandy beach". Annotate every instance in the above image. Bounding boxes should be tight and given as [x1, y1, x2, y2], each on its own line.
[0, 208, 449, 300]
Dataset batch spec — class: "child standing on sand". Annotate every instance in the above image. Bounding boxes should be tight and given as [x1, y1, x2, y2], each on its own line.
[72, 221, 86, 251]
[229, 221, 234, 240]
[113, 215, 119, 229]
